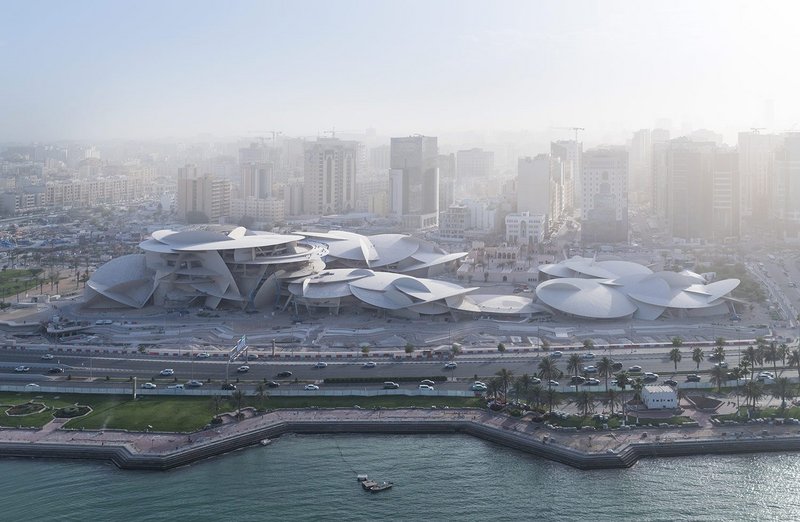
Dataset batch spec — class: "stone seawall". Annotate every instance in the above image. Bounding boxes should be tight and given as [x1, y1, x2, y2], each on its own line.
[2, 410, 800, 471]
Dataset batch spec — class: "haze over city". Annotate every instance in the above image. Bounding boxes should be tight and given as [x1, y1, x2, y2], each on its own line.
[3, 2, 800, 520]
[2, 0, 800, 144]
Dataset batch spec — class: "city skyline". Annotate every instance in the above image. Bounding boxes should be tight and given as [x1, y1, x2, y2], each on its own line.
[2, 0, 799, 144]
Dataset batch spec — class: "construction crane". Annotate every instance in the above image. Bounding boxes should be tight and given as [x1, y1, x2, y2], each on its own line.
[750, 127, 765, 134]
[247, 130, 282, 146]
[551, 126, 585, 143]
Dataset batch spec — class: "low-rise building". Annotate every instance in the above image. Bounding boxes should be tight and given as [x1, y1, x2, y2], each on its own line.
[641, 385, 678, 409]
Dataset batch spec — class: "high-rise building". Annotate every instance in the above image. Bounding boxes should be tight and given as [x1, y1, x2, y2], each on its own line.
[240, 162, 273, 199]
[663, 140, 739, 242]
[650, 129, 671, 224]
[711, 147, 740, 240]
[303, 138, 358, 216]
[389, 135, 439, 229]
[438, 153, 456, 211]
[456, 148, 494, 180]
[176, 164, 231, 224]
[629, 129, 652, 205]
[516, 155, 552, 218]
[551, 140, 581, 209]
[517, 154, 569, 228]
[581, 148, 629, 244]
[738, 131, 781, 223]
[772, 133, 800, 232]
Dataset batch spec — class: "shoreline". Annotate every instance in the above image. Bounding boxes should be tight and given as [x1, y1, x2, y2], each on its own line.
[1, 408, 800, 470]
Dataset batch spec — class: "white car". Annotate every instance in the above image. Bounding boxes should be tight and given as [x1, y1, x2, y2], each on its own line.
[160, 368, 175, 376]
[41, 353, 54, 360]
[444, 362, 458, 369]
[580, 352, 596, 360]
[304, 384, 320, 390]
[583, 365, 598, 373]
[551, 351, 563, 358]
[236, 365, 250, 373]
[141, 382, 157, 389]
[470, 383, 487, 391]
[196, 352, 211, 358]
[24, 383, 40, 389]
[14, 366, 30, 373]
[314, 361, 328, 368]
[362, 361, 377, 368]
[418, 384, 434, 391]
[168, 384, 184, 390]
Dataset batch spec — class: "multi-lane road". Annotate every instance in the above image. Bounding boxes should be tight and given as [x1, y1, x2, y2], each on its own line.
[0, 343, 771, 393]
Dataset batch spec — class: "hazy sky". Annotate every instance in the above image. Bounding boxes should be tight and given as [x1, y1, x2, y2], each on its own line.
[2, 0, 799, 144]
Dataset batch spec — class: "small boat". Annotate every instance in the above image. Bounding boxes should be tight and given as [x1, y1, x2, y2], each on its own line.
[368, 481, 393, 493]
[259, 439, 271, 446]
[356, 474, 369, 482]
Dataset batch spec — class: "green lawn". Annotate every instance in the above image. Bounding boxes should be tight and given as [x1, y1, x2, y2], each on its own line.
[0, 392, 485, 433]
[0, 269, 43, 298]
[715, 405, 800, 422]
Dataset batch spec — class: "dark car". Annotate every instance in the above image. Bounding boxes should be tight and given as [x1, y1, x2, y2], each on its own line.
[686, 374, 701, 382]
[569, 376, 586, 385]
[266, 380, 281, 388]
[277, 371, 293, 378]
[47, 367, 64, 374]
[611, 362, 623, 371]
[664, 379, 678, 387]
[221, 383, 236, 390]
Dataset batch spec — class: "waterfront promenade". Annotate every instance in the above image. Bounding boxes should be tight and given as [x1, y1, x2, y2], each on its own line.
[2, 407, 800, 470]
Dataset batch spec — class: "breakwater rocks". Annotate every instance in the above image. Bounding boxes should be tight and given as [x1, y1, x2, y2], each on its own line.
[1, 409, 800, 471]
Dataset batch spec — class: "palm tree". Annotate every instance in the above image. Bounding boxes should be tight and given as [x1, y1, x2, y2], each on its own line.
[497, 342, 506, 354]
[528, 384, 544, 410]
[231, 389, 245, 417]
[771, 377, 795, 411]
[739, 357, 750, 379]
[631, 377, 644, 402]
[541, 339, 551, 352]
[755, 338, 767, 371]
[582, 339, 594, 351]
[711, 345, 725, 364]
[404, 343, 415, 354]
[779, 343, 789, 369]
[495, 368, 514, 400]
[567, 353, 582, 393]
[742, 380, 764, 416]
[597, 356, 613, 392]
[514, 374, 533, 402]
[692, 347, 705, 370]
[731, 365, 746, 413]
[710, 365, 727, 392]
[538, 356, 561, 389]
[765, 341, 779, 373]
[545, 388, 561, 414]
[671, 336, 683, 349]
[486, 377, 502, 400]
[255, 383, 270, 408]
[743, 345, 759, 379]
[715, 337, 726, 350]
[615, 370, 631, 420]
[607, 388, 619, 415]
[668, 347, 682, 371]
[451, 343, 461, 357]
[788, 349, 800, 380]
[575, 391, 594, 417]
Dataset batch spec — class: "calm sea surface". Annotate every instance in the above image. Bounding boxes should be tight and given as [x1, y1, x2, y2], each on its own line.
[1, 434, 798, 521]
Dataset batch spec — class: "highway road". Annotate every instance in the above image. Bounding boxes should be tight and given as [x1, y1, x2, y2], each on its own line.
[0, 344, 778, 393]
